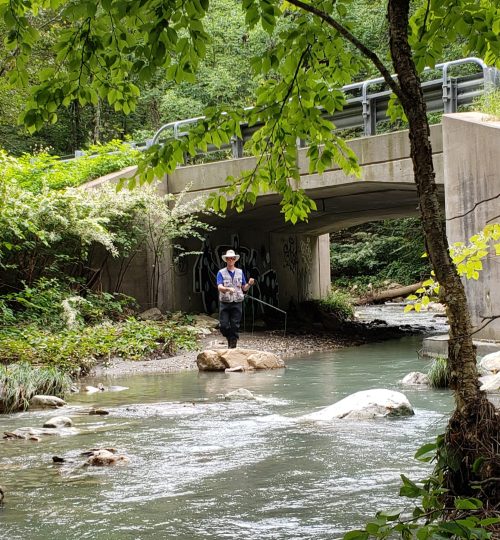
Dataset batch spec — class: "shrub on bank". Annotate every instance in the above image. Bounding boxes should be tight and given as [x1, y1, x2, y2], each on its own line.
[427, 356, 449, 388]
[0, 318, 199, 374]
[3, 141, 140, 193]
[0, 362, 72, 413]
[319, 288, 354, 320]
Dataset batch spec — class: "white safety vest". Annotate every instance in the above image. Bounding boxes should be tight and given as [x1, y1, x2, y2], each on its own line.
[219, 267, 245, 303]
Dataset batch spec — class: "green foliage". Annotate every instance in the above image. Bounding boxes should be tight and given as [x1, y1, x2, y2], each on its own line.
[405, 224, 500, 312]
[331, 219, 430, 288]
[0, 319, 198, 374]
[319, 288, 354, 320]
[1, 278, 136, 330]
[0, 362, 72, 413]
[2, 141, 140, 193]
[0, 159, 211, 294]
[427, 356, 449, 389]
[474, 89, 500, 119]
[344, 436, 500, 539]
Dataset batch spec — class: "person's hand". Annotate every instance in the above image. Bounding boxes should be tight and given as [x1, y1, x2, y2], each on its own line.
[248, 278, 255, 286]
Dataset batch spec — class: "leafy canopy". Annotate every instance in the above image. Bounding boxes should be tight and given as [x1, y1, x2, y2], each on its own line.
[2, 0, 500, 223]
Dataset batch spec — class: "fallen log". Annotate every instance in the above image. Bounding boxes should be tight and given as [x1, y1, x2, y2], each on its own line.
[355, 282, 423, 306]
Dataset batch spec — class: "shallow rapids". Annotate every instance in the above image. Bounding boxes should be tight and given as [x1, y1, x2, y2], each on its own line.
[0, 335, 453, 540]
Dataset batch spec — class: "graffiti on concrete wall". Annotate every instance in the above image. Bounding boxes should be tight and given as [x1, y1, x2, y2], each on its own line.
[298, 236, 313, 299]
[282, 236, 298, 273]
[193, 234, 279, 314]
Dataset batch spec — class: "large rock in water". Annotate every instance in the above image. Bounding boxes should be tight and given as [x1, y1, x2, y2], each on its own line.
[480, 372, 500, 392]
[479, 351, 500, 374]
[196, 349, 284, 371]
[300, 389, 414, 421]
[43, 416, 73, 428]
[401, 372, 429, 385]
[29, 395, 66, 409]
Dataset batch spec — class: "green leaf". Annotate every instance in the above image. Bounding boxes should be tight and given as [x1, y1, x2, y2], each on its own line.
[219, 195, 227, 212]
[343, 531, 369, 540]
[414, 442, 437, 462]
[399, 475, 423, 498]
[454, 497, 483, 510]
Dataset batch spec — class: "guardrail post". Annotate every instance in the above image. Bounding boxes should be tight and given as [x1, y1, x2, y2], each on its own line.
[231, 136, 244, 158]
[145, 139, 154, 149]
[75, 150, 84, 158]
[443, 78, 458, 113]
[362, 97, 377, 136]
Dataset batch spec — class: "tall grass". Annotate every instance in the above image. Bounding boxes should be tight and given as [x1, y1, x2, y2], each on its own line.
[427, 356, 449, 388]
[0, 363, 71, 413]
[474, 89, 500, 120]
[319, 288, 355, 320]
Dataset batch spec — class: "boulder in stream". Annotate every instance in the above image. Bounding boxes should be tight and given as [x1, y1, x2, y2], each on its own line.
[479, 351, 500, 374]
[300, 389, 414, 421]
[83, 449, 129, 466]
[224, 388, 256, 400]
[43, 416, 73, 428]
[29, 395, 66, 409]
[89, 408, 110, 415]
[84, 384, 105, 393]
[401, 372, 429, 386]
[4, 426, 79, 440]
[480, 372, 500, 392]
[108, 385, 129, 392]
[197, 349, 284, 371]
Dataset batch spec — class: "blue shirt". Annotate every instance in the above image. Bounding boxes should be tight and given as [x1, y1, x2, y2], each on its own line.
[217, 269, 247, 285]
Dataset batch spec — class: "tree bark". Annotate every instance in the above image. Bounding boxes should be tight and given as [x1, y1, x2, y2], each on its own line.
[387, 0, 499, 507]
[387, 0, 480, 410]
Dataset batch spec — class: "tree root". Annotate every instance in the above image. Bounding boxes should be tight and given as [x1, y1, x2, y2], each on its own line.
[444, 395, 500, 513]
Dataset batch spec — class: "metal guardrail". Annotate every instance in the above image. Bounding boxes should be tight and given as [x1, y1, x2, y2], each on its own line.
[150, 57, 499, 159]
[63, 58, 498, 161]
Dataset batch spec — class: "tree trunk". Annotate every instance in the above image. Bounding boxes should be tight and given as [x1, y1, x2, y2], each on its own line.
[354, 282, 423, 305]
[92, 98, 101, 144]
[388, 0, 499, 508]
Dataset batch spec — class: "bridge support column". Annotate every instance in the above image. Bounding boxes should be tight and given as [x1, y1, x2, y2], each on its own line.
[443, 112, 500, 341]
[270, 232, 330, 308]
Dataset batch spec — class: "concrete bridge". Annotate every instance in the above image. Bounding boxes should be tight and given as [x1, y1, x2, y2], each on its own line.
[97, 113, 499, 342]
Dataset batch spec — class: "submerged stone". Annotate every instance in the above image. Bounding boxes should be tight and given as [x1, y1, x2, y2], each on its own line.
[224, 388, 256, 400]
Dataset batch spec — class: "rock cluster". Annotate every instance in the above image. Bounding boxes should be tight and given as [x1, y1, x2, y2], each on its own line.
[52, 448, 130, 467]
[196, 348, 285, 372]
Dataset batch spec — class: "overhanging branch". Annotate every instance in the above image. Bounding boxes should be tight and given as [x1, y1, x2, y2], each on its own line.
[284, 0, 403, 100]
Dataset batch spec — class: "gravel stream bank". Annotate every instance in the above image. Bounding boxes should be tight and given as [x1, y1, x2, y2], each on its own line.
[89, 330, 353, 378]
[88, 305, 449, 379]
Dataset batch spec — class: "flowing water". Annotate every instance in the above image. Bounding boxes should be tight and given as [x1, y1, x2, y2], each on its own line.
[0, 331, 454, 540]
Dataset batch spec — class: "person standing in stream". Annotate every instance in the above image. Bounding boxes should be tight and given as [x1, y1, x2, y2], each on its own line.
[217, 249, 255, 348]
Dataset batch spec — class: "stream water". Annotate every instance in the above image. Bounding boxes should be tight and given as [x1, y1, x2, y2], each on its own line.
[0, 324, 454, 540]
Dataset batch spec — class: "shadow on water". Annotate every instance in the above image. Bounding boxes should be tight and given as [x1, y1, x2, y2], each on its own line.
[0, 336, 453, 540]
